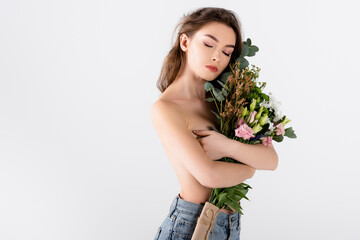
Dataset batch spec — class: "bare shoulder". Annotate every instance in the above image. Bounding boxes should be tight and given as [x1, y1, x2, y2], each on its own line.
[149, 98, 214, 188]
[150, 99, 188, 127]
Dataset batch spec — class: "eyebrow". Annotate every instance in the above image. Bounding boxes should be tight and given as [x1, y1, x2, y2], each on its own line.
[204, 34, 235, 48]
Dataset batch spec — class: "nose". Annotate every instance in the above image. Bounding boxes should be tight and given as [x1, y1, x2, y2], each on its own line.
[212, 56, 219, 62]
[212, 52, 220, 62]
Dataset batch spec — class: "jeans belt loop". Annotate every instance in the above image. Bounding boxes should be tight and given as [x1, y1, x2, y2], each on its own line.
[168, 195, 179, 219]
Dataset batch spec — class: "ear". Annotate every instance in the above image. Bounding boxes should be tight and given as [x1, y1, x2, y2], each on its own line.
[179, 33, 190, 52]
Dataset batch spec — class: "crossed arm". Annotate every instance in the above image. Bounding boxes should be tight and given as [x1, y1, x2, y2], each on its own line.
[224, 139, 278, 170]
[193, 129, 279, 171]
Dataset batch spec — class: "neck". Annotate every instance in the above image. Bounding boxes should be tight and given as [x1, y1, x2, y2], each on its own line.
[171, 64, 207, 101]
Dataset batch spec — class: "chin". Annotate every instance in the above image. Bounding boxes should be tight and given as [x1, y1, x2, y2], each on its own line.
[199, 72, 218, 81]
[194, 69, 220, 81]
[205, 74, 220, 81]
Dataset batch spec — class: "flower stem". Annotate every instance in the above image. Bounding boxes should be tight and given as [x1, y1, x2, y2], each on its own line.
[209, 90, 222, 129]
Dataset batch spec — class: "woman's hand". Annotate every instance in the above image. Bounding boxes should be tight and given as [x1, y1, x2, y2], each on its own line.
[192, 129, 231, 161]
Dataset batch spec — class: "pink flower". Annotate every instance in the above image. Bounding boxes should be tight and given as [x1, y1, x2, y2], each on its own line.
[248, 111, 257, 124]
[235, 123, 255, 140]
[275, 123, 285, 135]
[262, 136, 272, 147]
[235, 118, 245, 128]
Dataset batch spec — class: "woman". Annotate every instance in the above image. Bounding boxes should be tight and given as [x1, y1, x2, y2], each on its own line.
[151, 7, 278, 240]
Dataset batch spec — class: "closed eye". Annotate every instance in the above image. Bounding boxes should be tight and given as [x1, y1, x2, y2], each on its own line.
[204, 42, 231, 57]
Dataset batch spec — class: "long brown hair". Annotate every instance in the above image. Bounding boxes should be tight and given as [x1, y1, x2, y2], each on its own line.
[156, 7, 243, 93]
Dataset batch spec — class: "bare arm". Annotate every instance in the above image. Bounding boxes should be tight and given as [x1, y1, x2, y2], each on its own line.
[150, 101, 254, 188]
[225, 139, 279, 170]
[192, 129, 278, 171]
[210, 161, 255, 188]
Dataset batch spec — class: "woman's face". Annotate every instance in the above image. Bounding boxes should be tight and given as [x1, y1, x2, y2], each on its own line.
[180, 21, 236, 81]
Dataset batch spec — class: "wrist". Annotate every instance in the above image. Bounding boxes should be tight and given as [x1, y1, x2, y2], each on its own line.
[224, 138, 237, 159]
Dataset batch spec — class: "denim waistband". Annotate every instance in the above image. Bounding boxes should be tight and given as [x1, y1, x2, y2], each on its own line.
[167, 193, 241, 225]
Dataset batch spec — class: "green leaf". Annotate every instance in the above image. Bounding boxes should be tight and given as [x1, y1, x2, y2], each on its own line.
[273, 135, 284, 142]
[239, 57, 249, 70]
[205, 97, 214, 102]
[235, 183, 251, 190]
[285, 127, 297, 138]
[204, 82, 214, 91]
[214, 188, 221, 195]
[224, 200, 242, 214]
[220, 72, 231, 84]
[252, 45, 259, 52]
[234, 189, 249, 201]
[225, 187, 235, 195]
[223, 89, 228, 97]
[218, 192, 228, 206]
[262, 93, 269, 101]
[234, 188, 248, 197]
[211, 110, 222, 120]
[239, 182, 252, 189]
[213, 88, 225, 101]
[229, 192, 243, 202]
[246, 38, 252, 46]
[217, 80, 229, 91]
[248, 47, 256, 57]
[241, 43, 249, 57]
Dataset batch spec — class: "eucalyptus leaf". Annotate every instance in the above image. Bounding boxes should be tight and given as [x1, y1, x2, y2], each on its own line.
[239, 57, 249, 69]
[273, 135, 284, 142]
[248, 47, 256, 57]
[204, 82, 214, 91]
[213, 88, 225, 101]
[205, 97, 214, 102]
[241, 44, 249, 57]
[285, 127, 297, 138]
[220, 72, 231, 83]
[217, 94, 225, 101]
[211, 110, 222, 120]
[223, 89, 228, 97]
[217, 80, 229, 91]
[252, 45, 259, 52]
[246, 38, 252, 46]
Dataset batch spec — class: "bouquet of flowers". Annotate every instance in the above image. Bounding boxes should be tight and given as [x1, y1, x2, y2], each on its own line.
[191, 38, 296, 240]
[204, 38, 297, 215]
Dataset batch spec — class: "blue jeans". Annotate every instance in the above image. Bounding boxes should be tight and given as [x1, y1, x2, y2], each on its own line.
[153, 193, 241, 240]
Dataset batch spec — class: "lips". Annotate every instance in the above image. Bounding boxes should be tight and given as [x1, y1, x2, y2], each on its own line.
[205, 65, 218, 72]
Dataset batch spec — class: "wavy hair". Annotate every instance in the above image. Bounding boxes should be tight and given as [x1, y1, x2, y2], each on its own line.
[156, 7, 243, 93]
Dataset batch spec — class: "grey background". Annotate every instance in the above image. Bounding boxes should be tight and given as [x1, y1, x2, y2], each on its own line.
[1, 0, 359, 239]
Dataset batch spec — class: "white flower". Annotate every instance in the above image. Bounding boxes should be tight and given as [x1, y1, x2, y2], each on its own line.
[267, 92, 283, 122]
[260, 100, 270, 108]
[273, 110, 283, 122]
[266, 118, 275, 131]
